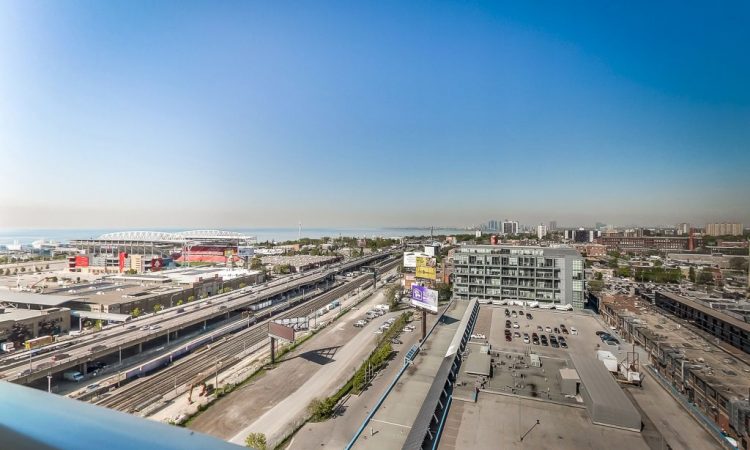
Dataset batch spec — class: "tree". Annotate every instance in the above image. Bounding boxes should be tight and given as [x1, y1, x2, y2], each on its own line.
[250, 257, 263, 270]
[9, 322, 30, 346]
[38, 319, 56, 336]
[588, 279, 604, 292]
[729, 257, 749, 272]
[594, 272, 603, 281]
[607, 258, 619, 269]
[688, 266, 696, 283]
[308, 397, 336, 422]
[187, 295, 195, 303]
[696, 270, 714, 285]
[245, 433, 267, 450]
[153, 304, 163, 314]
[436, 282, 453, 302]
[95, 320, 103, 330]
[385, 284, 400, 310]
[176, 299, 183, 306]
[131, 307, 141, 318]
[20, 267, 25, 273]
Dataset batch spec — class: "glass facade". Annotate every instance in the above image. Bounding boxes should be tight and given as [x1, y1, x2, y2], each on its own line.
[452, 245, 585, 308]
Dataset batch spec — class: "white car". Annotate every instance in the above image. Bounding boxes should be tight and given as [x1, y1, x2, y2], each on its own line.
[374, 329, 383, 334]
[470, 333, 486, 340]
[512, 322, 520, 329]
[544, 326, 552, 333]
[570, 327, 578, 335]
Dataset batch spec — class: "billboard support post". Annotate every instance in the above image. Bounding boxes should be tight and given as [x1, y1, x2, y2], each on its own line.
[270, 337, 276, 365]
[422, 312, 427, 341]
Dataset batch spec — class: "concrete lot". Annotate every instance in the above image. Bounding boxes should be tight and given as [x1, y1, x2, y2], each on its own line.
[439, 394, 650, 450]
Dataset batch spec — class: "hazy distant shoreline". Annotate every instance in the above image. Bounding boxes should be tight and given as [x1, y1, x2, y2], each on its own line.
[0, 227, 471, 246]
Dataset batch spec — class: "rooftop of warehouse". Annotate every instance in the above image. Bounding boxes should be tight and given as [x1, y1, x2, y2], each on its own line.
[603, 295, 750, 402]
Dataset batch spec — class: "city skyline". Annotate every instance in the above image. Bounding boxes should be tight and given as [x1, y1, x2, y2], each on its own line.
[1, 1, 749, 228]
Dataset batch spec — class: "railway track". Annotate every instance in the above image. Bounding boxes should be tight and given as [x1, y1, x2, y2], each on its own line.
[94, 260, 398, 413]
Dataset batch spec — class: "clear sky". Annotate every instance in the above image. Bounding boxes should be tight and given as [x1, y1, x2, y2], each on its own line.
[1, 1, 748, 229]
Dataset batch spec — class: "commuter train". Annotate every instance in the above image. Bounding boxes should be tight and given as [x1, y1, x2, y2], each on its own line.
[123, 314, 257, 380]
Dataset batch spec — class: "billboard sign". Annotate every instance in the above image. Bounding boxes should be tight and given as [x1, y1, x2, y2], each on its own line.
[403, 252, 429, 269]
[411, 285, 438, 313]
[269, 322, 295, 343]
[415, 256, 437, 280]
[238, 246, 255, 258]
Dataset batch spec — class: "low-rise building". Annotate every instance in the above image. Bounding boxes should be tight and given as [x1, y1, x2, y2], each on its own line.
[600, 294, 750, 449]
[452, 245, 585, 308]
[0, 307, 71, 345]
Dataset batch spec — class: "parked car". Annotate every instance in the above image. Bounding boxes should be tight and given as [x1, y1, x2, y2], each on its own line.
[504, 309, 510, 317]
[526, 313, 533, 320]
[570, 327, 578, 335]
[537, 325, 544, 332]
[513, 331, 521, 338]
[553, 327, 560, 334]
[505, 334, 512, 342]
[544, 326, 552, 333]
[512, 322, 520, 329]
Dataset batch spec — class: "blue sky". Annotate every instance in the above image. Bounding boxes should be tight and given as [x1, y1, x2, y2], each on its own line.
[1, 1, 748, 229]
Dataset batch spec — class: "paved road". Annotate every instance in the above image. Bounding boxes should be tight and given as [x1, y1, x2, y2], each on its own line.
[188, 288, 396, 447]
[287, 313, 424, 449]
[624, 370, 720, 449]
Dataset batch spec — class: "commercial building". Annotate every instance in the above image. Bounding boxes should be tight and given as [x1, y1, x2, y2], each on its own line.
[654, 291, 750, 354]
[676, 223, 691, 236]
[452, 245, 585, 308]
[536, 223, 548, 239]
[501, 220, 518, 236]
[548, 220, 558, 231]
[0, 307, 71, 345]
[600, 294, 750, 449]
[573, 243, 607, 257]
[598, 236, 702, 253]
[565, 228, 598, 243]
[706, 223, 744, 237]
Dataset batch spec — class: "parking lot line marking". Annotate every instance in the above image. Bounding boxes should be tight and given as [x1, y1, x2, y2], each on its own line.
[371, 418, 412, 429]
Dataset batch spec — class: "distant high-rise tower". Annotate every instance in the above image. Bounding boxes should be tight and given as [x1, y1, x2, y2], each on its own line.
[501, 220, 519, 236]
[537, 224, 548, 240]
[548, 221, 557, 231]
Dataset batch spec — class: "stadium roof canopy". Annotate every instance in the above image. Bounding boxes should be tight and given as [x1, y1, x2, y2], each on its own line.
[83, 230, 256, 245]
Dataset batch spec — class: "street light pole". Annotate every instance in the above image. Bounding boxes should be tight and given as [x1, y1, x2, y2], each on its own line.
[47, 374, 52, 393]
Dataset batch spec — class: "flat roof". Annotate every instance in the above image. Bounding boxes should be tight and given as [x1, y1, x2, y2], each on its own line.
[657, 291, 750, 332]
[0, 309, 48, 322]
[0, 291, 83, 307]
[456, 244, 582, 257]
[560, 368, 580, 381]
[570, 353, 641, 431]
[465, 351, 491, 377]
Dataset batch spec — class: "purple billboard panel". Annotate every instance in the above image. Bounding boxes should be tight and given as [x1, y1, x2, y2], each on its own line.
[410, 285, 438, 313]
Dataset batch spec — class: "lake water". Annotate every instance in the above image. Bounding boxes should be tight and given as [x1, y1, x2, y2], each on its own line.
[0, 227, 470, 245]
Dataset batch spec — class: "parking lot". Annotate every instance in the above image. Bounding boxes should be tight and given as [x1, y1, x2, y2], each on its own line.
[455, 305, 629, 404]
[472, 305, 627, 360]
